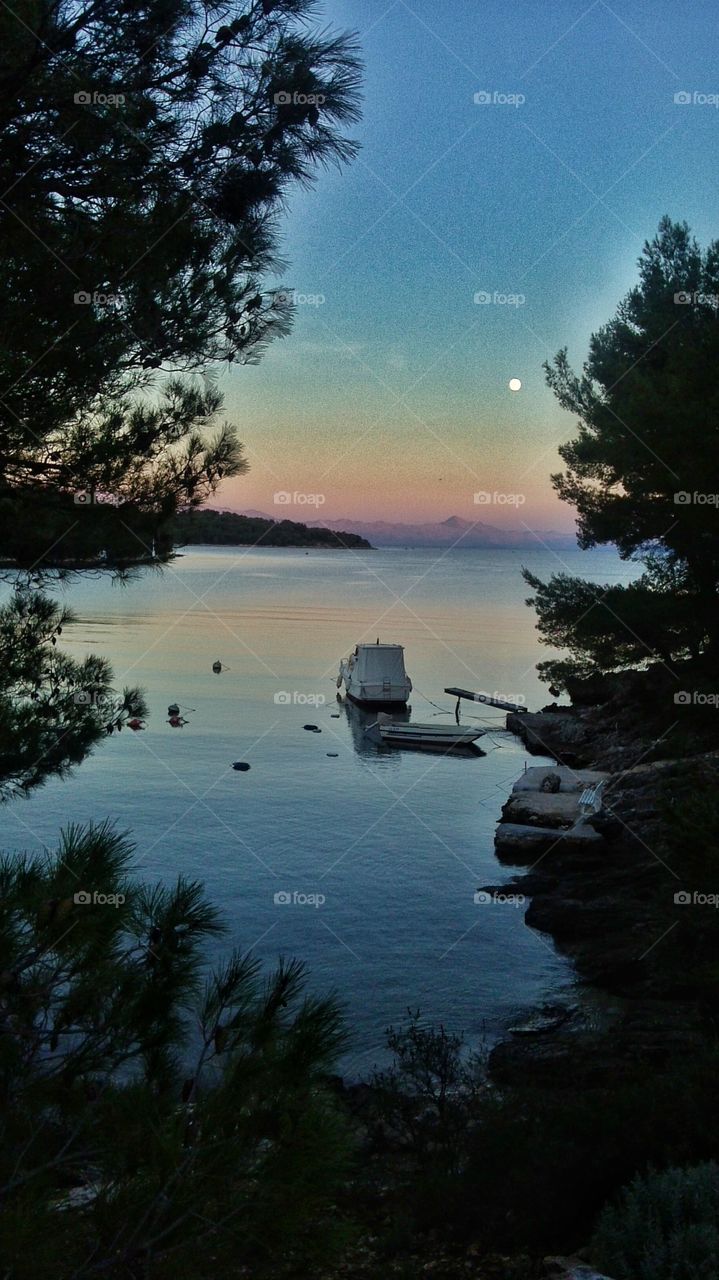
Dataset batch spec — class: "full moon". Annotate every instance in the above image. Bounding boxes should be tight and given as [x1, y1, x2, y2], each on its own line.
[508, 377, 522, 392]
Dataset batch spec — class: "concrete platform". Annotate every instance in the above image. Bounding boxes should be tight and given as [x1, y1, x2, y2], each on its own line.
[511, 766, 609, 794]
[495, 821, 605, 863]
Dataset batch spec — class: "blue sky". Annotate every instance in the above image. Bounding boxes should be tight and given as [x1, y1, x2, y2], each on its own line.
[219, 0, 719, 528]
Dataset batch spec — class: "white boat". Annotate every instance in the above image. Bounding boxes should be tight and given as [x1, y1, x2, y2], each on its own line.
[369, 719, 485, 751]
[338, 641, 412, 707]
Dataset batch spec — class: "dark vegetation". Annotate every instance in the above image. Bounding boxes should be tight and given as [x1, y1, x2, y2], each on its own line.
[0, 0, 717, 1268]
[174, 507, 372, 549]
[524, 217, 719, 692]
[0, 0, 360, 573]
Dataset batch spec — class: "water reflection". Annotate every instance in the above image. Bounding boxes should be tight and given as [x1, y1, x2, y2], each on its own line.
[339, 696, 411, 759]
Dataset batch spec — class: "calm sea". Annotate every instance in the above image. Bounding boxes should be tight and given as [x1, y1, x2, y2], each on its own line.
[4, 545, 635, 1074]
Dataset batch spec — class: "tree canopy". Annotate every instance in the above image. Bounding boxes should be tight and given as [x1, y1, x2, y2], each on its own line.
[526, 217, 719, 687]
[0, 0, 361, 571]
[0, 822, 352, 1278]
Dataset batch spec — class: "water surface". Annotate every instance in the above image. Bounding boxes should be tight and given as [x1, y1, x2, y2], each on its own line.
[4, 545, 634, 1073]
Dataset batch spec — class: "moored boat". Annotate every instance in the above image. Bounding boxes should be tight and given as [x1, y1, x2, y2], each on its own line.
[368, 719, 485, 751]
[338, 641, 412, 707]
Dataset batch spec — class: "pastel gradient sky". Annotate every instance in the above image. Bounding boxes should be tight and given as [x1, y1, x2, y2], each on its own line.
[215, 0, 719, 529]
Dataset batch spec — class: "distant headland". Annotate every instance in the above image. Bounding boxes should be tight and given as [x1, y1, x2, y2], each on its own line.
[173, 509, 372, 550]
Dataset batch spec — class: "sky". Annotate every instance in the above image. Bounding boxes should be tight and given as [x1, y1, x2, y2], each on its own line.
[214, 0, 719, 530]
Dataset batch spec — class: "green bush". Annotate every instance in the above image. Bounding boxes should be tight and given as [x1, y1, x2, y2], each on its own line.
[592, 1162, 719, 1280]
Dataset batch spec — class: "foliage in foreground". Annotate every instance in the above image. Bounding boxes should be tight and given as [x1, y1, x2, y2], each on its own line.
[525, 217, 719, 688]
[361, 1017, 719, 1261]
[0, 585, 146, 800]
[0, 0, 361, 571]
[0, 823, 353, 1279]
[592, 1162, 719, 1280]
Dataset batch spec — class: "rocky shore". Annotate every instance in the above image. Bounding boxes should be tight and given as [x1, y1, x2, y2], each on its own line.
[485, 670, 719, 1088]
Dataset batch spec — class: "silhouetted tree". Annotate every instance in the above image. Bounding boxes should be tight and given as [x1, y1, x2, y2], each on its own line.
[525, 217, 719, 687]
[0, 0, 361, 570]
[0, 823, 353, 1278]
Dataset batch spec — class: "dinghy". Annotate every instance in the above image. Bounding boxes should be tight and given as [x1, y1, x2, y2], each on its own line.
[367, 719, 485, 751]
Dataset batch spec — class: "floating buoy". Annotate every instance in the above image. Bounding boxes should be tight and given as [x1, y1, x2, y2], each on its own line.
[331, 713, 340, 719]
[167, 702, 195, 722]
[232, 761, 250, 771]
[326, 752, 338, 757]
[212, 661, 223, 674]
[303, 724, 321, 732]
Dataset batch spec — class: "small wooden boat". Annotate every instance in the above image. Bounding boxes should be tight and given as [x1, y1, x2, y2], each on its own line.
[368, 720, 485, 751]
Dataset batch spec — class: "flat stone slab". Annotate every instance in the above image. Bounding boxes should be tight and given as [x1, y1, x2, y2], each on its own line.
[495, 821, 604, 863]
[503, 792, 590, 828]
[512, 766, 609, 794]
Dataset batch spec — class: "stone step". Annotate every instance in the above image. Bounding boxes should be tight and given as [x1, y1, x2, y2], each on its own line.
[495, 821, 605, 864]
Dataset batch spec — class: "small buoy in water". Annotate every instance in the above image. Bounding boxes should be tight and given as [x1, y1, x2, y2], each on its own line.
[331, 713, 340, 718]
[127, 718, 145, 732]
[303, 724, 321, 732]
[167, 703, 180, 717]
[212, 660, 223, 674]
[232, 761, 250, 771]
[326, 752, 338, 757]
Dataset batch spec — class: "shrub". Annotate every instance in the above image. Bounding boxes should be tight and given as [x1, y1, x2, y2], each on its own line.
[592, 1162, 719, 1280]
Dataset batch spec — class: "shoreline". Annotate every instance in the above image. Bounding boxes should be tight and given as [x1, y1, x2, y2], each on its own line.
[484, 685, 715, 1088]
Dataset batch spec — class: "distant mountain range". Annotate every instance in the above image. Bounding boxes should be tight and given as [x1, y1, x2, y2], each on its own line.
[240, 512, 577, 549]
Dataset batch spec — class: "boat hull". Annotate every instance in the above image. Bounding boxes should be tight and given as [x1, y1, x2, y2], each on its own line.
[376, 723, 485, 751]
[346, 689, 410, 709]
